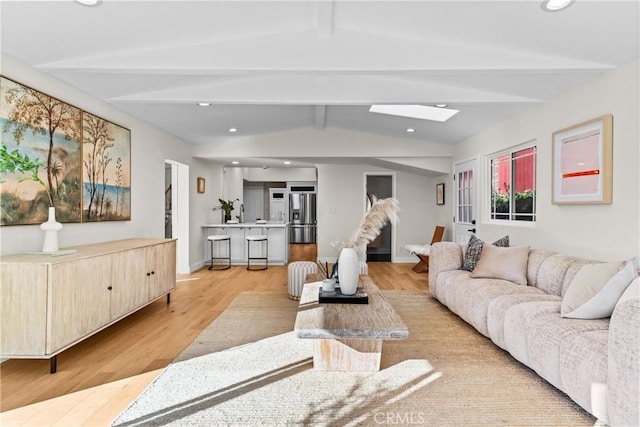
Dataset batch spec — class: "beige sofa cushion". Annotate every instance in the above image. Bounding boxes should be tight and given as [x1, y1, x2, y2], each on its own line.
[607, 278, 640, 427]
[561, 259, 637, 319]
[470, 245, 529, 286]
[462, 235, 509, 271]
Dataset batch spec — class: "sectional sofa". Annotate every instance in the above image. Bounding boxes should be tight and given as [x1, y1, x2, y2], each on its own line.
[428, 240, 639, 426]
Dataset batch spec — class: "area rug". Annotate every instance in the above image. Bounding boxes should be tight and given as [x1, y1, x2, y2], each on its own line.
[112, 290, 596, 426]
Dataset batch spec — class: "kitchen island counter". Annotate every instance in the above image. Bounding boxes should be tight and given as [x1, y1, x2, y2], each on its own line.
[202, 223, 290, 266]
[202, 222, 288, 228]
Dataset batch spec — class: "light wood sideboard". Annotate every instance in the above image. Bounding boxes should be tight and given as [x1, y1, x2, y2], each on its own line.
[0, 238, 176, 373]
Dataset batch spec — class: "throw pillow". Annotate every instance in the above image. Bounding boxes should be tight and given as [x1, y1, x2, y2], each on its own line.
[462, 235, 509, 271]
[470, 244, 530, 286]
[561, 258, 638, 319]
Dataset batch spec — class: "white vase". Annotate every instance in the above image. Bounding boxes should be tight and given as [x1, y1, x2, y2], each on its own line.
[41, 207, 62, 253]
[338, 247, 359, 295]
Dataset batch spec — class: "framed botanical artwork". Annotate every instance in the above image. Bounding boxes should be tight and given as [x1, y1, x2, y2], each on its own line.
[0, 76, 82, 225]
[436, 183, 445, 205]
[1, 76, 132, 225]
[552, 115, 613, 205]
[82, 112, 131, 221]
[197, 177, 205, 193]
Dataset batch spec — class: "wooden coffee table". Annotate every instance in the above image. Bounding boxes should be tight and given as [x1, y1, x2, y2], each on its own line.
[294, 274, 408, 372]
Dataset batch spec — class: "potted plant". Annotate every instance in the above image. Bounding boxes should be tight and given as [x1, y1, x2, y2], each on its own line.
[218, 198, 239, 223]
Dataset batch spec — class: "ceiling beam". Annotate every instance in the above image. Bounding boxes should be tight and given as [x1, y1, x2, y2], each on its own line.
[315, 0, 334, 38]
[314, 105, 327, 130]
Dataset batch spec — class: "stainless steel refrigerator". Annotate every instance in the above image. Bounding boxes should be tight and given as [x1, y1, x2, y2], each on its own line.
[289, 193, 317, 243]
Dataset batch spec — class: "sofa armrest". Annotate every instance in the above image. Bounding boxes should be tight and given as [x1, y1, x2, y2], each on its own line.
[607, 277, 640, 426]
[428, 242, 464, 293]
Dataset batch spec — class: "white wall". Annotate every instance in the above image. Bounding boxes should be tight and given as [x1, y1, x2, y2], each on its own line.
[0, 54, 227, 272]
[192, 127, 453, 160]
[189, 158, 225, 271]
[396, 172, 453, 259]
[453, 59, 640, 261]
[316, 163, 446, 262]
[0, 55, 184, 253]
[242, 167, 316, 182]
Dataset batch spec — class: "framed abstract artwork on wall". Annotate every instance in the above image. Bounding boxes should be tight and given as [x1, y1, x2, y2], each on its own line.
[197, 177, 205, 193]
[436, 183, 445, 205]
[552, 115, 613, 205]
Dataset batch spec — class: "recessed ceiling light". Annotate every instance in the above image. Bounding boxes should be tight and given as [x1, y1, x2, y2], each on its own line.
[541, 0, 573, 12]
[228, 128, 238, 133]
[434, 104, 448, 108]
[406, 128, 416, 133]
[370, 105, 459, 122]
[74, 0, 101, 6]
[197, 102, 211, 107]
[232, 161, 239, 165]
[284, 161, 291, 165]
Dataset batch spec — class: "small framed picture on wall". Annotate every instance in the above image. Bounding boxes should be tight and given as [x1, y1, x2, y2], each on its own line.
[436, 183, 445, 205]
[197, 177, 206, 193]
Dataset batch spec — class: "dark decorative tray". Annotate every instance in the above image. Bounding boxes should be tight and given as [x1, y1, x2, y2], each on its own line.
[318, 287, 369, 304]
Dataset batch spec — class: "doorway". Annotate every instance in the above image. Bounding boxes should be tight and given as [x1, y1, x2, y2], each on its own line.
[165, 160, 190, 274]
[453, 158, 478, 243]
[243, 185, 264, 222]
[365, 173, 395, 262]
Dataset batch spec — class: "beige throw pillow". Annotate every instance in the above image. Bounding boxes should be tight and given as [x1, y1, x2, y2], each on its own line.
[470, 244, 530, 286]
[561, 258, 638, 319]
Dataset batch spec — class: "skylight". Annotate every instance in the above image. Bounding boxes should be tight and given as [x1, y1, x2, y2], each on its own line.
[369, 105, 459, 122]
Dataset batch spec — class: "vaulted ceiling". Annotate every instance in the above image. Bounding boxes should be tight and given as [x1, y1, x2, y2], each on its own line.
[1, 1, 638, 169]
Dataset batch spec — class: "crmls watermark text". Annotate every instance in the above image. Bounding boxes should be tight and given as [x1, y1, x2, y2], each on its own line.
[373, 411, 426, 425]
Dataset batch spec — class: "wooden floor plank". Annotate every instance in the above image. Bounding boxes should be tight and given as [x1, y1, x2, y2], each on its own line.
[0, 243, 427, 425]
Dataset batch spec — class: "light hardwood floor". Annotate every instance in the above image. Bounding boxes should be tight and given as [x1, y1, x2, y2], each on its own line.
[0, 245, 427, 426]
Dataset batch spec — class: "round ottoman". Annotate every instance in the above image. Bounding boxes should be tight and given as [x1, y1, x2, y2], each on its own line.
[287, 261, 318, 300]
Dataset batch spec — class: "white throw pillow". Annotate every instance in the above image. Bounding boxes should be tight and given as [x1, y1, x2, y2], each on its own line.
[561, 258, 638, 319]
[470, 244, 530, 286]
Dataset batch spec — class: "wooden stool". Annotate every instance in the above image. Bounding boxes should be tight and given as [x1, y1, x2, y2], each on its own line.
[207, 235, 231, 270]
[246, 235, 268, 270]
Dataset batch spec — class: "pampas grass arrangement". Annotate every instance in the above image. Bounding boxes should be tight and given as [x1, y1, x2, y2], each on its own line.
[327, 196, 400, 285]
[348, 196, 400, 249]
[331, 196, 400, 292]
[330, 196, 401, 253]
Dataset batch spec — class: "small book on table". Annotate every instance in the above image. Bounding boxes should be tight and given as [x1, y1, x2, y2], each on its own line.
[318, 287, 369, 304]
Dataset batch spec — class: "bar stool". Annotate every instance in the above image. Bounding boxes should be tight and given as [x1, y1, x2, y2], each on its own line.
[207, 235, 231, 270]
[246, 234, 268, 270]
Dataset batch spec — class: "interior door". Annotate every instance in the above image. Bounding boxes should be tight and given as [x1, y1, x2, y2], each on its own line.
[453, 159, 478, 243]
[365, 174, 393, 262]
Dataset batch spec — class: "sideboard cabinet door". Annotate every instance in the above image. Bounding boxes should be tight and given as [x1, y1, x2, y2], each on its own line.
[111, 247, 151, 321]
[148, 241, 176, 300]
[0, 264, 48, 355]
[47, 256, 112, 354]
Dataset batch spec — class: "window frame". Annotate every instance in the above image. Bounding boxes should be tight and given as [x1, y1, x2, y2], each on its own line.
[486, 140, 537, 226]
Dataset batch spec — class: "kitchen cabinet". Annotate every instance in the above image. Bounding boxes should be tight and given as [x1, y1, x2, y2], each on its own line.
[267, 226, 289, 263]
[0, 238, 176, 373]
[229, 227, 246, 262]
